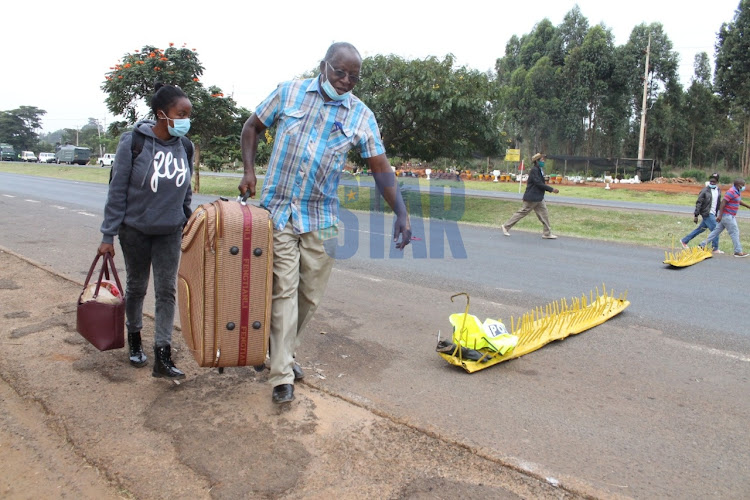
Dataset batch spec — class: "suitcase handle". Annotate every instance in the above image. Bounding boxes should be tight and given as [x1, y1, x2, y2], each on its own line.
[181, 207, 206, 252]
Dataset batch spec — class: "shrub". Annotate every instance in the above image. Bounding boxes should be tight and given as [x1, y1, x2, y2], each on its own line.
[681, 169, 706, 182]
[720, 174, 733, 184]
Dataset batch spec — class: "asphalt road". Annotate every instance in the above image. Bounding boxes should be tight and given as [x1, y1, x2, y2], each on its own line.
[1, 172, 749, 498]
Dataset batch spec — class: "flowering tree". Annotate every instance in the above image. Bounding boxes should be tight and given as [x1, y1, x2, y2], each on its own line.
[101, 44, 246, 188]
[102, 43, 205, 123]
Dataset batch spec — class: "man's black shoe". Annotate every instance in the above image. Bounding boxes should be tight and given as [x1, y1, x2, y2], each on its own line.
[292, 363, 304, 380]
[272, 384, 294, 404]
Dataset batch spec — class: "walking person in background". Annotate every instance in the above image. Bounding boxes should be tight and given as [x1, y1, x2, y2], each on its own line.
[239, 42, 411, 404]
[501, 153, 559, 239]
[680, 172, 722, 253]
[700, 178, 750, 258]
[98, 82, 194, 378]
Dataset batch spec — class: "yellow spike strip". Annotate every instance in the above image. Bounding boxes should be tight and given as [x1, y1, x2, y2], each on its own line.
[439, 286, 631, 372]
[664, 246, 712, 267]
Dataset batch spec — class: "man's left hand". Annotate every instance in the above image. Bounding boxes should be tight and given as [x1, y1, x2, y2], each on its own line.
[393, 214, 411, 250]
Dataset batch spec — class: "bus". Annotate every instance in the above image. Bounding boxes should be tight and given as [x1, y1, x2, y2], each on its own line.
[56, 145, 91, 165]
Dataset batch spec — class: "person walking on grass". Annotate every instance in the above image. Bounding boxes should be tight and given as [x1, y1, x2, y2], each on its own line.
[700, 178, 749, 258]
[501, 153, 559, 239]
[680, 172, 722, 253]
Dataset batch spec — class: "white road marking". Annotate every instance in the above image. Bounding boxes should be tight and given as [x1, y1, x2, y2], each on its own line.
[76, 212, 97, 217]
[2, 194, 16, 198]
[24, 199, 40, 203]
[52, 205, 66, 210]
[682, 343, 750, 363]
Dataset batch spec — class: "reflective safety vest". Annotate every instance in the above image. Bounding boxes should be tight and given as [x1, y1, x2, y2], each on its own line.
[449, 313, 518, 355]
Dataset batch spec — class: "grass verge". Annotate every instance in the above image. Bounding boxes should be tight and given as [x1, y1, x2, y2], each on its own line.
[2, 163, 747, 252]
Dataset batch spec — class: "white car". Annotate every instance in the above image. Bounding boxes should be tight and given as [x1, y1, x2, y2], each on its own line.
[99, 153, 116, 167]
[20, 151, 37, 162]
[38, 152, 56, 163]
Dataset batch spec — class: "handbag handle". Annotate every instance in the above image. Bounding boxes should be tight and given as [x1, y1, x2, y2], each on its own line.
[82, 253, 124, 299]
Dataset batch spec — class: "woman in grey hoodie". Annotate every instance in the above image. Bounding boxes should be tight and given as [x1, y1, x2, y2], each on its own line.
[98, 83, 194, 379]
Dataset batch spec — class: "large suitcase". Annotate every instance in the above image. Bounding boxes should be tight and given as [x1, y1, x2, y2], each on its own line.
[177, 197, 272, 368]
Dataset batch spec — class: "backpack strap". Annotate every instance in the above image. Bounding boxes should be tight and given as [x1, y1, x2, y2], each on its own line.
[131, 130, 146, 164]
[180, 136, 194, 172]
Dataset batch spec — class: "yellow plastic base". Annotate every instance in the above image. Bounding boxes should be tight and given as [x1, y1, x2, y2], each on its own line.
[663, 246, 712, 267]
[438, 286, 630, 373]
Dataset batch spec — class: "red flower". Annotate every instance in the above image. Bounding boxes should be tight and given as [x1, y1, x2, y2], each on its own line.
[193, 77, 199, 82]
[169, 42, 174, 47]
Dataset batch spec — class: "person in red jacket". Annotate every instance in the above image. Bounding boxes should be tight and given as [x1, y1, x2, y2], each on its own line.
[501, 153, 559, 239]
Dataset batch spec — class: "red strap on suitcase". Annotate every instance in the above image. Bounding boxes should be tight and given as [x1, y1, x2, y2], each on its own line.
[238, 204, 253, 366]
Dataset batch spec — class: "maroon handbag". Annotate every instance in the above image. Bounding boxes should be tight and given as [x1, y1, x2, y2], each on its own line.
[76, 253, 126, 351]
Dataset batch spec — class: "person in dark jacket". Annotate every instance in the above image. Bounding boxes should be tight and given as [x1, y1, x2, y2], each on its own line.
[680, 172, 722, 252]
[501, 153, 559, 239]
[97, 83, 194, 379]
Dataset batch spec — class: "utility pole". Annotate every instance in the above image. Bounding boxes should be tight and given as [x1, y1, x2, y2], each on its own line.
[637, 33, 651, 167]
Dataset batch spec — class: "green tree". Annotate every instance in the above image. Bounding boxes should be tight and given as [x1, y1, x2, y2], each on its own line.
[356, 54, 501, 162]
[715, 0, 750, 174]
[684, 53, 720, 167]
[190, 86, 249, 172]
[559, 24, 618, 155]
[0, 106, 47, 151]
[619, 23, 680, 158]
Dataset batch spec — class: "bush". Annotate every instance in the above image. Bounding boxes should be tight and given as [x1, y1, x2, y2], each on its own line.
[720, 174, 733, 184]
[681, 169, 706, 182]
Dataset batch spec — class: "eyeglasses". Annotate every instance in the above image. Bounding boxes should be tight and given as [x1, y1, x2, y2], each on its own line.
[326, 61, 362, 84]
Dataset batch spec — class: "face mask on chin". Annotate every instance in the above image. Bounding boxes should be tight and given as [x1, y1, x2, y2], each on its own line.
[320, 62, 352, 101]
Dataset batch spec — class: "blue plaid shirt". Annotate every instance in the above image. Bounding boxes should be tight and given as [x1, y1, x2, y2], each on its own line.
[255, 77, 385, 233]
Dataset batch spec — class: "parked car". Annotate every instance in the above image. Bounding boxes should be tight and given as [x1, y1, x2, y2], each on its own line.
[1, 143, 17, 161]
[38, 152, 56, 163]
[20, 151, 37, 162]
[99, 153, 116, 167]
[56, 145, 91, 165]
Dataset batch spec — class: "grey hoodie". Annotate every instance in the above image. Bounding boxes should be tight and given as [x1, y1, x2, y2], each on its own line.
[100, 120, 193, 244]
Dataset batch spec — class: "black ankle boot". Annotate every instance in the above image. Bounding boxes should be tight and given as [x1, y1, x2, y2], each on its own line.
[128, 331, 147, 367]
[152, 345, 185, 379]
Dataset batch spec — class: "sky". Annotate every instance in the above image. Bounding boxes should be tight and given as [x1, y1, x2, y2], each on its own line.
[0, 0, 742, 135]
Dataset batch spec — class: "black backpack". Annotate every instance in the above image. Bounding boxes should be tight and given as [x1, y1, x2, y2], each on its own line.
[109, 131, 194, 183]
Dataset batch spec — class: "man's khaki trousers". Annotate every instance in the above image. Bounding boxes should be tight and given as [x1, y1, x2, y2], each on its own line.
[268, 220, 335, 387]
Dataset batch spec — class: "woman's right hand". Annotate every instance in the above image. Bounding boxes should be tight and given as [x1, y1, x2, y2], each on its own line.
[98, 243, 115, 257]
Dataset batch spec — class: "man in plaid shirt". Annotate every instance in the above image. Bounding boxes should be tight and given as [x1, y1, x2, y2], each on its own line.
[239, 42, 411, 404]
